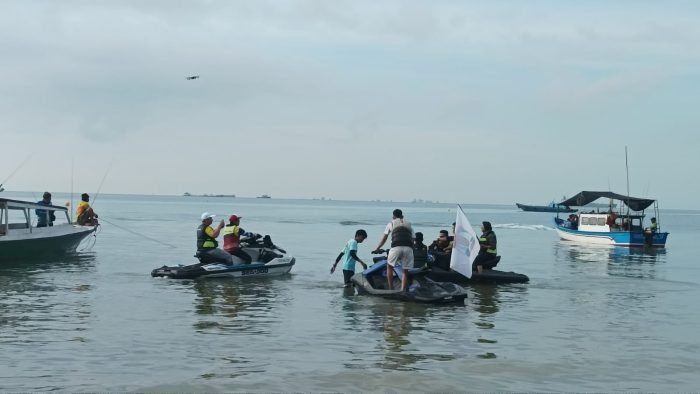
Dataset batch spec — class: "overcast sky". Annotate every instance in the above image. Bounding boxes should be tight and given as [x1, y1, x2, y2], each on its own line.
[1, 1, 698, 208]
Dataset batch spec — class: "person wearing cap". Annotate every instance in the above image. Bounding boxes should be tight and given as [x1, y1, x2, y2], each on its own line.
[35, 192, 56, 227]
[75, 193, 98, 226]
[373, 208, 414, 291]
[223, 215, 259, 264]
[196, 212, 233, 264]
[472, 221, 498, 273]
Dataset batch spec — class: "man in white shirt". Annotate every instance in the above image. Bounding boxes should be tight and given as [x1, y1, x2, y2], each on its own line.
[373, 209, 414, 291]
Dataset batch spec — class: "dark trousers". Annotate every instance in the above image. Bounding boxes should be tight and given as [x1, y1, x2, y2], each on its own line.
[472, 253, 497, 271]
[342, 270, 354, 286]
[228, 247, 252, 264]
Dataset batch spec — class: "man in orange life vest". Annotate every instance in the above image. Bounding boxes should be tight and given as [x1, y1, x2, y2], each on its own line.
[75, 193, 98, 226]
[222, 215, 260, 264]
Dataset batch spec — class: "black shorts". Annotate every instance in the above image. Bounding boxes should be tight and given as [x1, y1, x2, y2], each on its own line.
[342, 270, 355, 285]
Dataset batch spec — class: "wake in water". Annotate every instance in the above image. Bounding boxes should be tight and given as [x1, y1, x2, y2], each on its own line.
[339, 220, 374, 226]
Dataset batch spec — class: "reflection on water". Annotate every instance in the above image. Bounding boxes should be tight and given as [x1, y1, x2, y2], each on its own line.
[554, 242, 667, 280]
[337, 297, 462, 372]
[191, 277, 293, 335]
[469, 283, 529, 359]
[0, 252, 97, 344]
[373, 302, 459, 371]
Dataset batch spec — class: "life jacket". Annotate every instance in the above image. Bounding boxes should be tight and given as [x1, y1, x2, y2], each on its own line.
[479, 231, 497, 254]
[75, 201, 90, 224]
[390, 219, 413, 248]
[196, 224, 218, 250]
[223, 224, 241, 251]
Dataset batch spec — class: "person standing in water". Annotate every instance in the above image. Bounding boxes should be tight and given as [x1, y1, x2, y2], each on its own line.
[331, 229, 368, 287]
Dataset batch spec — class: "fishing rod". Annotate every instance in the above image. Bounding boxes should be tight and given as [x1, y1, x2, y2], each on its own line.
[0, 154, 32, 192]
[91, 160, 114, 207]
[99, 217, 178, 249]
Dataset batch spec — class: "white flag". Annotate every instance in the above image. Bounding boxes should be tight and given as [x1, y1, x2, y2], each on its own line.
[450, 205, 480, 279]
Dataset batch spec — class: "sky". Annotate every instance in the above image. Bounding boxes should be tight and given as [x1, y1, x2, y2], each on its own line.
[1, 0, 699, 208]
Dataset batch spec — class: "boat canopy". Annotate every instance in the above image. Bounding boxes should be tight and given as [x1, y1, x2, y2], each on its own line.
[0, 197, 68, 211]
[559, 191, 655, 211]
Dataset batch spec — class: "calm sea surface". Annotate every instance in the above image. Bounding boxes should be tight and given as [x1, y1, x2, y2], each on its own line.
[1, 193, 699, 392]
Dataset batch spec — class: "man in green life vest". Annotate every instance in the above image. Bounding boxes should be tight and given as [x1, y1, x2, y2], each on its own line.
[472, 221, 497, 273]
[649, 217, 658, 232]
[196, 212, 234, 264]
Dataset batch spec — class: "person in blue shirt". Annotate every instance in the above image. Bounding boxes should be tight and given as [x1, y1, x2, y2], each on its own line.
[331, 229, 368, 287]
[35, 192, 56, 227]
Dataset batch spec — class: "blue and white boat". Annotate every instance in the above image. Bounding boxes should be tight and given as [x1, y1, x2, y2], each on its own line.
[553, 191, 669, 248]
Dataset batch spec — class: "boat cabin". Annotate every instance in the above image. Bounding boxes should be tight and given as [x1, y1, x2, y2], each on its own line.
[0, 197, 71, 236]
[576, 213, 644, 233]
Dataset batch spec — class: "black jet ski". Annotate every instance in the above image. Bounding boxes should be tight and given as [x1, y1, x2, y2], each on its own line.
[151, 235, 295, 279]
[426, 256, 529, 284]
[350, 252, 467, 305]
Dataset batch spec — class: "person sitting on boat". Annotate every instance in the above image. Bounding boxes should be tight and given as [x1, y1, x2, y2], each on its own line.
[412, 232, 429, 268]
[196, 212, 234, 265]
[75, 193, 98, 226]
[429, 230, 453, 253]
[646, 217, 658, 233]
[372, 209, 414, 292]
[567, 214, 579, 229]
[472, 221, 498, 273]
[606, 210, 618, 229]
[35, 191, 56, 227]
[222, 214, 260, 264]
[621, 218, 630, 231]
[428, 230, 452, 270]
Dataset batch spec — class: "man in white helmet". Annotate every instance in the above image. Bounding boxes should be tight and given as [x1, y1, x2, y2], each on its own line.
[196, 212, 234, 264]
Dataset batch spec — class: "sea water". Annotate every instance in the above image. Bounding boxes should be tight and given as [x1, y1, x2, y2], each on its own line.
[1, 193, 699, 391]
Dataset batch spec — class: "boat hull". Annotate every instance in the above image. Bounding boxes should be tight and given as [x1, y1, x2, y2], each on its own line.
[427, 267, 529, 284]
[555, 224, 668, 247]
[0, 225, 96, 259]
[517, 203, 576, 213]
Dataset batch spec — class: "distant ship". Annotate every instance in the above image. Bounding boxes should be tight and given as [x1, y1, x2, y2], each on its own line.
[183, 192, 235, 198]
[256, 194, 271, 199]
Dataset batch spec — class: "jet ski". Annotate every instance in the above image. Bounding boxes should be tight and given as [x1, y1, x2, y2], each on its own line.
[350, 251, 467, 304]
[151, 235, 295, 279]
[425, 256, 529, 284]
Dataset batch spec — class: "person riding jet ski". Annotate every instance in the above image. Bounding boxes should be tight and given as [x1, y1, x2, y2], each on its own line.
[223, 215, 262, 264]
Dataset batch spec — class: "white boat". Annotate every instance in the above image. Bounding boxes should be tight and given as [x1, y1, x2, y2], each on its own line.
[0, 197, 96, 259]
